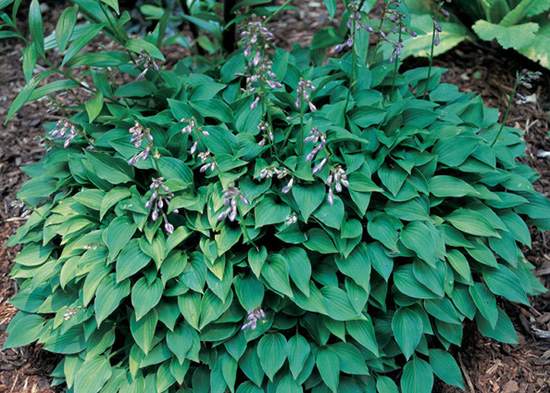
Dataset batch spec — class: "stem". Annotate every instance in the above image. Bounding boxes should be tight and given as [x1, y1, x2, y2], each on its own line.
[297, 105, 305, 156]
[491, 80, 519, 147]
[423, 22, 436, 98]
[389, 18, 402, 99]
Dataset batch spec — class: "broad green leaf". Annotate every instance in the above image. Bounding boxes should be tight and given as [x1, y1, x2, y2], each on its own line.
[482, 265, 529, 305]
[94, 274, 130, 325]
[131, 277, 164, 320]
[446, 208, 500, 237]
[74, 356, 112, 393]
[62, 23, 105, 66]
[401, 221, 445, 266]
[257, 333, 287, 381]
[130, 310, 158, 354]
[347, 319, 379, 356]
[86, 92, 104, 122]
[234, 275, 264, 311]
[469, 283, 498, 328]
[291, 182, 324, 220]
[476, 308, 518, 344]
[254, 198, 291, 228]
[283, 247, 311, 297]
[3, 312, 44, 349]
[166, 323, 194, 364]
[429, 175, 479, 197]
[400, 357, 433, 393]
[102, 216, 136, 260]
[391, 308, 423, 360]
[473, 20, 538, 50]
[116, 239, 151, 282]
[316, 348, 340, 392]
[429, 349, 464, 389]
[288, 334, 310, 379]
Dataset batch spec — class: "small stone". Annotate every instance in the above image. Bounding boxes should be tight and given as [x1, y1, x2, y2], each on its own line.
[502, 380, 519, 393]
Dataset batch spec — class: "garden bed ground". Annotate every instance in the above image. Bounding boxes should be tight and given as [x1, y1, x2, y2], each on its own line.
[0, 1, 549, 392]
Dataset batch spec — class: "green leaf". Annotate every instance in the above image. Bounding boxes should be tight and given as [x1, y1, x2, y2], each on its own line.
[234, 275, 264, 310]
[316, 348, 340, 392]
[376, 376, 399, 393]
[446, 249, 473, 284]
[401, 221, 445, 266]
[257, 333, 288, 381]
[166, 323, 194, 364]
[5, 77, 39, 123]
[86, 151, 134, 185]
[282, 247, 311, 297]
[469, 283, 498, 328]
[85, 92, 104, 122]
[476, 307, 518, 344]
[288, 334, 310, 379]
[62, 23, 105, 66]
[130, 309, 158, 354]
[292, 183, 325, 222]
[29, 0, 44, 57]
[429, 349, 464, 389]
[391, 308, 423, 360]
[3, 312, 44, 349]
[347, 319, 379, 356]
[429, 175, 479, 197]
[313, 196, 345, 230]
[101, 0, 119, 14]
[473, 20, 538, 50]
[94, 274, 130, 325]
[131, 277, 163, 320]
[518, 22, 550, 70]
[102, 216, 137, 260]
[482, 265, 529, 305]
[74, 356, 112, 393]
[446, 208, 500, 238]
[367, 214, 401, 251]
[55, 5, 77, 52]
[261, 254, 293, 297]
[335, 244, 371, 292]
[254, 198, 291, 227]
[158, 157, 194, 187]
[126, 37, 165, 61]
[323, 0, 337, 18]
[116, 239, 151, 282]
[400, 357, 433, 393]
[394, 264, 440, 299]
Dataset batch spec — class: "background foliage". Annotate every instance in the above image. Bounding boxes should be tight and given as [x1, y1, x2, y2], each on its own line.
[1, 0, 549, 392]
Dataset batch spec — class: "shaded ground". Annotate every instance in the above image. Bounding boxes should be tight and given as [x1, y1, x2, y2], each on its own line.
[0, 1, 548, 392]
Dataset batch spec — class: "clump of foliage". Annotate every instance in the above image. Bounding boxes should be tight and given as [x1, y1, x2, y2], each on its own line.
[399, 0, 550, 69]
[2, 0, 549, 393]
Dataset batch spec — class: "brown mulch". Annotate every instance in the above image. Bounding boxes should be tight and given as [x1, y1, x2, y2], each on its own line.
[0, 1, 549, 393]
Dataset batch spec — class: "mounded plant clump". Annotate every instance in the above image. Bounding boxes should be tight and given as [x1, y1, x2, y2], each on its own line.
[3, 1, 549, 393]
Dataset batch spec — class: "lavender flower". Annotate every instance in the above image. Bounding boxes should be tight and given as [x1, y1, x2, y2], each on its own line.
[296, 79, 316, 111]
[257, 121, 274, 146]
[305, 128, 327, 162]
[326, 165, 349, 205]
[128, 122, 154, 166]
[146, 177, 176, 234]
[50, 119, 77, 148]
[198, 151, 216, 173]
[241, 308, 266, 330]
[285, 213, 298, 225]
[217, 187, 249, 222]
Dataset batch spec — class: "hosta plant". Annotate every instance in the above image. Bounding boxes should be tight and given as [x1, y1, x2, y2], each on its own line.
[3, 1, 550, 393]
[400, 0, 550, 69]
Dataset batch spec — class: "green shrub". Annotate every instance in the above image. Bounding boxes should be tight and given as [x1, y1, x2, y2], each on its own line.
[3, 1, 549, 393]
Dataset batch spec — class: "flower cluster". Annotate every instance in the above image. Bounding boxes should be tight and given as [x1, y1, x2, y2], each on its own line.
[217, 187, 249, 222]
[180, 117, 208, 155]
[240, 20, 282, 108]
[145, 177, 176, 234]
[326, 165, 349, 205]
[295, 78, 316, 111]
[257, 121, 274, 146]
[50, 119, 77, 148]
[241, 308, 266, 330]
[305, 128, 329, 174]
[198, 151, 216, 173]
[128, 122, 154, 165]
